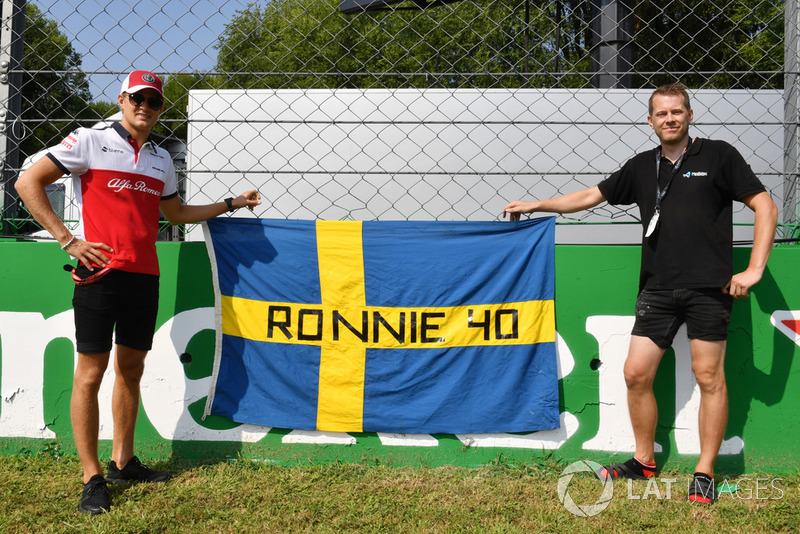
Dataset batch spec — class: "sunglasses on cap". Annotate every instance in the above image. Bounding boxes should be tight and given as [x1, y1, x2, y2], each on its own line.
[125, 92, 164, 110]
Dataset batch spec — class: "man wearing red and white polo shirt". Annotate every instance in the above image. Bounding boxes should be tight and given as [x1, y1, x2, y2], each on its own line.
[16, 70, 261, 515]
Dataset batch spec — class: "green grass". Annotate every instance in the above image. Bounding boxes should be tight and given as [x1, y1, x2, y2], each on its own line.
[0, 451, 797, 533]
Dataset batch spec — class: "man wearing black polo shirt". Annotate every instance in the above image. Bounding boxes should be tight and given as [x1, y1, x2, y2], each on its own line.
[503, 83, 777, 504]
[16, 70, 261, 514]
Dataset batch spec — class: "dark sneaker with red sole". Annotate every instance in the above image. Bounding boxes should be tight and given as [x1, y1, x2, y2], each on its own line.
[687, 473, 717, 504]
[595, 457, 657, 481]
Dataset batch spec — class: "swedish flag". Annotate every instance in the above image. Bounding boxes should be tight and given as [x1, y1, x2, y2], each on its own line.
[203, 218, 558, 434]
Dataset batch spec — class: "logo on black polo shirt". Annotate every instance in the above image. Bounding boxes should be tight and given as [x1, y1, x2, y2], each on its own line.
[682, 171, 708, 178]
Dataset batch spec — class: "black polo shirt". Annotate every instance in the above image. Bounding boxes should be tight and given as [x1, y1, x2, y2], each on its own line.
[598, 138, 766, 291]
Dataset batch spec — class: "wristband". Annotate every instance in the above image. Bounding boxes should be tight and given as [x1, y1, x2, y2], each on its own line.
[61, 236, 76, 250]
[224, 197, 235, 212]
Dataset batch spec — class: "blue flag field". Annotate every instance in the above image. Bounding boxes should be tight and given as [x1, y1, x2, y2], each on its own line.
[203, 218, 558, 434]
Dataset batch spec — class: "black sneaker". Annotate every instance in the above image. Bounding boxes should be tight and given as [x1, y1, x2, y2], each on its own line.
[106, 455, 171, 484]
[77, 474, 111, 515]
[687, 472, 717, 504]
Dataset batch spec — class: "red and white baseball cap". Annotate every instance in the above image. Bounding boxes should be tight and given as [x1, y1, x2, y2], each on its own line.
[120, 70, 163, 96]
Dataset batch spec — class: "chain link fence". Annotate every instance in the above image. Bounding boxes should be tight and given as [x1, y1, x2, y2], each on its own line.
[1, 0, 797, 242]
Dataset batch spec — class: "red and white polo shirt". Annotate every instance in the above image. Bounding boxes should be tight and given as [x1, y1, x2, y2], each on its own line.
[47, 122, 178, 276]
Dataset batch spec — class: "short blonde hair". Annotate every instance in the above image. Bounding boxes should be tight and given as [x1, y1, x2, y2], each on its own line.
[648, 83, 691, 115]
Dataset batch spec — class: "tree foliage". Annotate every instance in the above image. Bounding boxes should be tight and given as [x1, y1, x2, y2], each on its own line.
[633, 0, 785, 89]
[215, 0, 593, 90]
[213, 0, 784, 92]
[19, 4, 111, 159]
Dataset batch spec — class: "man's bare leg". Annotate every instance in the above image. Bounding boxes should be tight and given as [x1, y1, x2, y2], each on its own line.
[110, 344, 148, 468]
[689, 338, 728, 477]
[623, 335, 667, 466]
[71, 352, 110, 483]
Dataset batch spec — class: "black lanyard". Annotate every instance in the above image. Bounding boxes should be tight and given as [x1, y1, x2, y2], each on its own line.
[654, 137, 692, 211]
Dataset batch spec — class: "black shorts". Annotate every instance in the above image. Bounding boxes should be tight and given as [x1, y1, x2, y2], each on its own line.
[631, 288, 732, 349]
[72, 267, 160, 354]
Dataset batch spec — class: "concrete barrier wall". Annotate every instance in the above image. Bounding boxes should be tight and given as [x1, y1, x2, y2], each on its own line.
[0, 241, 797, 474]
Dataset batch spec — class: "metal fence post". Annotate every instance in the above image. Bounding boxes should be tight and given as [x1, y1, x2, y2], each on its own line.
[785, 0, 800, 238]
[590, 0, 634, 88]
[0, 0, 25, 232]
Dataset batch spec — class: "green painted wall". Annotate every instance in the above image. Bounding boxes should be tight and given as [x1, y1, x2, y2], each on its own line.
[0, 241, 797, 474]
